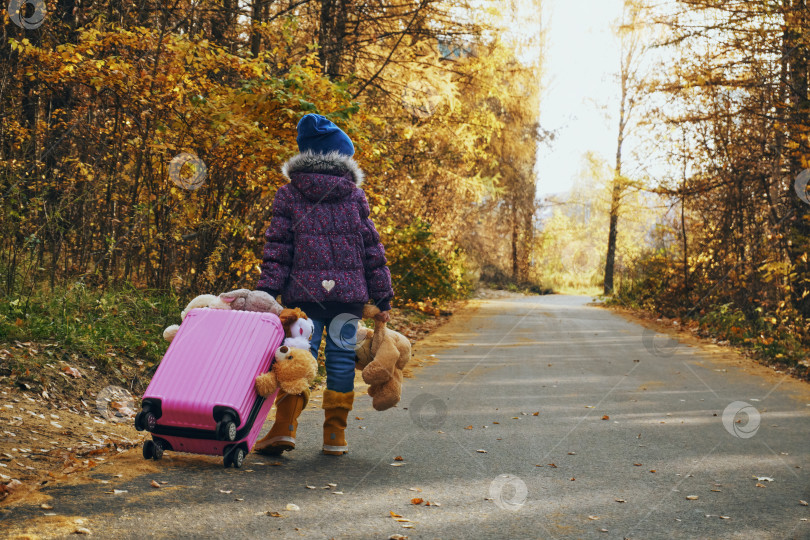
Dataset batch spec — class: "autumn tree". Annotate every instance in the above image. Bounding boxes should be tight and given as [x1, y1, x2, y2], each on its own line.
[604, 0, 644, 295]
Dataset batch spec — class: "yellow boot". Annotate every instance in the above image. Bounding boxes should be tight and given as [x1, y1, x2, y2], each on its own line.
[322, 390, 354, 455]
[254, 389, 310, 456]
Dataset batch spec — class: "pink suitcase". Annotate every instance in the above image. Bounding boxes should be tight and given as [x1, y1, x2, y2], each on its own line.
[135, 308, 283, 468]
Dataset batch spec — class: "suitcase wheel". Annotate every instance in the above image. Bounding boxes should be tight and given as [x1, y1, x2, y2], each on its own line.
[224, 445, 246, 468]
[153, 439, 164, 460]
[216, 414, 237, 442]
[142, 438, 164, 460]
[142, 440, 154, 460]
[135, 411, 157, 432]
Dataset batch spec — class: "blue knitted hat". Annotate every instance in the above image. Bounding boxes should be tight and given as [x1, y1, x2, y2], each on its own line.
[296, 114, 355, 157]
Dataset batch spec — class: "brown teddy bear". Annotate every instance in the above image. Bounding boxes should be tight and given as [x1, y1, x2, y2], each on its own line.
[255, 345, 317, 397]
[355, 304, 411, 411]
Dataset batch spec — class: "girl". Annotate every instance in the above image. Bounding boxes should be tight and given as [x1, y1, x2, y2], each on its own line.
[253, 113, 393, 456]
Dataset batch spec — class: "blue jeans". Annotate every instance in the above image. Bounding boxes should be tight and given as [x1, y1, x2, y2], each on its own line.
[310, 315, 358, 393]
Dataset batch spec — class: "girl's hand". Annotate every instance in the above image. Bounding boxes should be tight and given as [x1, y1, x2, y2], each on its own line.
[374, 310, 391, 323]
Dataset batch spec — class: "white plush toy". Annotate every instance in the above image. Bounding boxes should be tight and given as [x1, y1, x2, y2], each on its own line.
[284, 316, 315, 350]
[162, 294, 231, 342]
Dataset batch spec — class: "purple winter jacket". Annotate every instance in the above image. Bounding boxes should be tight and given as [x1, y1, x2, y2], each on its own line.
[257, 151, 393, 318]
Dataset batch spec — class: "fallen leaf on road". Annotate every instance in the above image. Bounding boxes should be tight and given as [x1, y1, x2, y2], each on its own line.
[476, 449, 488, 453]
[711, 489, 722, 492]
[332, 491, 344, 495]
[389, 535, 408, 540]
[588, 516, 599, 520]
[409, 487, 422, 492]
[425, 501, 440, 506]
[391, 462, 405, 466]
[219, 489, 232, 494]
[306, 485, 317, 489]
[633, 463, 642, 466]
[390, 511, 402, 518]
[394, 456, 404, 461]
[74, 527, 91, 535]
[355, 416, 363, 420]
[401, 523, 414, 529]
[464, 426, 473, 430]
[568, 452, 576, 455]
[755, 476, 774, 482]
[394, 518, 412, 523]
[800, 500, 808, 506]
[235, 498, 244, 501]
[600, 529, 608, 533]
[686, 495, 699, 500]
[548, 463, 557, 468]
[601, 415, 610, 420]
[720, 516, 730, 520]
[492, 422, 499, 424]
[266, 511, 283, 517]
[41, 504, 53, 510]
[615, 499, 626, 503]
[62, 366, 82, 378]
[286, 503, 300, 511]
[150, 480, 160, 488]
[650, 470, 656, 473]
[411, 498, 424, 505]
[533, 412, 540, 416]
[755, 483, 766, 488]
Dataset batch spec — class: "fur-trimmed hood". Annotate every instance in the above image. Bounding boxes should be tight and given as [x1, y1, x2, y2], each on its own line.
[281, 151, 365, 203]
[282, 151, 365, 186]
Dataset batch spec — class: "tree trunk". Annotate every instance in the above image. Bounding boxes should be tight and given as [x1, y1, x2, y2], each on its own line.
[604, 122, 624, 295]
[784, 0, 810, 315]
[319, 0, 349, 78]
[511, 200, 519, 281]
[603, 1, 637, 295]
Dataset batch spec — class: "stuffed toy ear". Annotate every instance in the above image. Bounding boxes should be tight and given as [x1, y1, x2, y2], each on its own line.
[163, 324, 180, 342]
[219, 289, 249, 310]
[279, 308, 299, 329]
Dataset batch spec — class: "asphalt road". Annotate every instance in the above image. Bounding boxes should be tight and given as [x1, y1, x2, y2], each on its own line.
[4, 295, 810, 539]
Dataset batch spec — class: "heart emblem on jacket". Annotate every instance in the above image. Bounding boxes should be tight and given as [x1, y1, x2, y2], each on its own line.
[322, 280, 336, 292]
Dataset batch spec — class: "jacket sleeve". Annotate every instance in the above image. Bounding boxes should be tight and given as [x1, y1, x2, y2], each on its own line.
[257, 187, 294, 294]
[357, 190, 394, 311]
